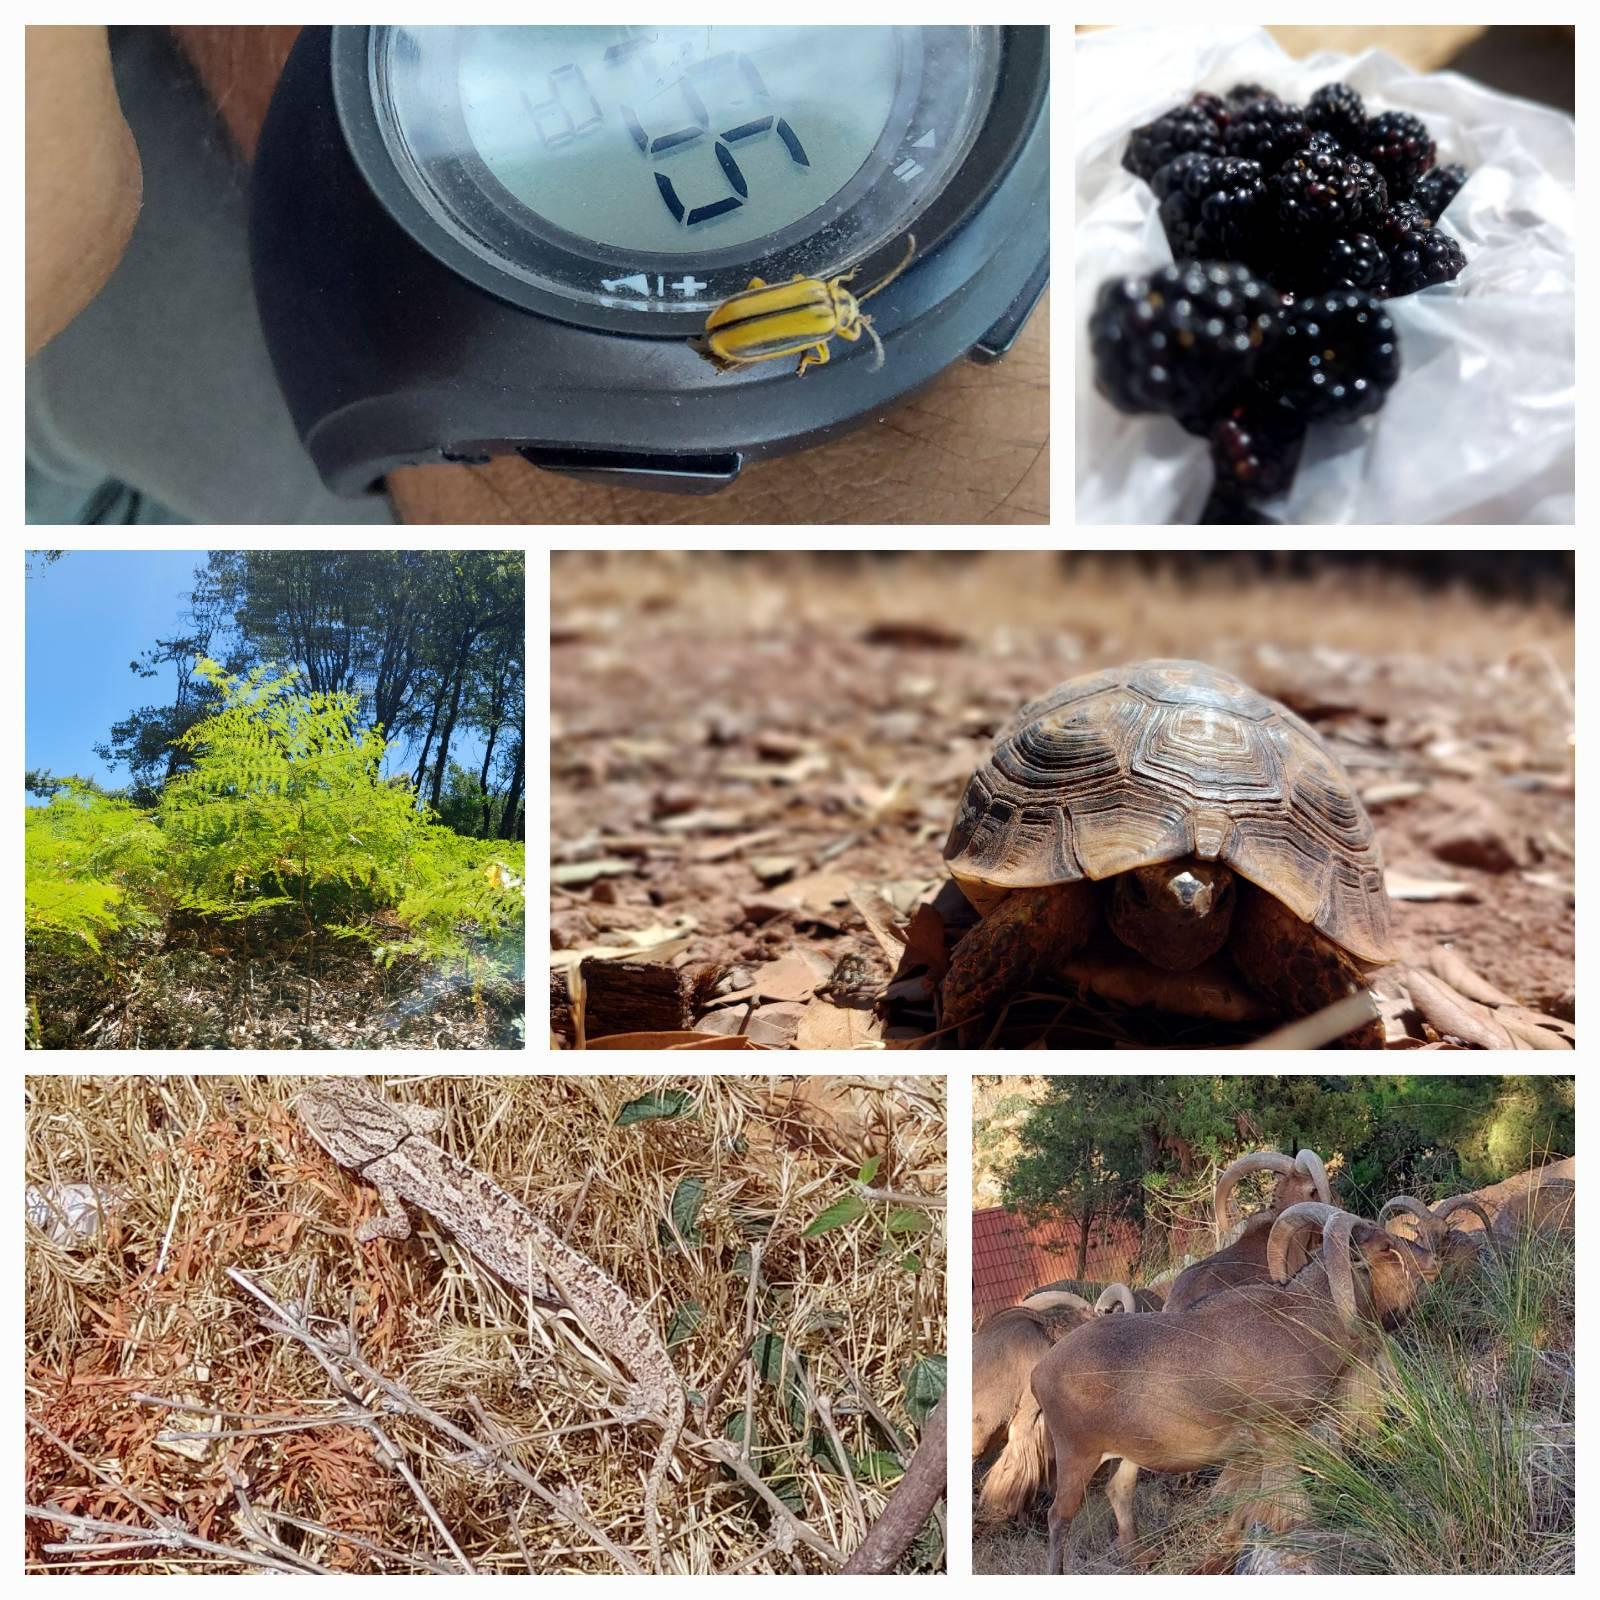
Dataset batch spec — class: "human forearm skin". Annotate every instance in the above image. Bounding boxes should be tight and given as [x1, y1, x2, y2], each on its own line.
[26, 26, 144, 357]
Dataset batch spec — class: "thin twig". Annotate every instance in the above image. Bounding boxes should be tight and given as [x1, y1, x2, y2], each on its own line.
[24, 1413, 298, 1573]
[852, 1183, 946, 1210]
[25, 1503, 306, 1577]
[226, 1265, 641, 1575]
[1246, 989, 1378, 1050]
[228, 1269, 476, 1572]
[688, 1429, 842, 1565]
[823, 1330, 909, 1456]
[697, 1329, 756, 1422]
[813, 1392, 867, 1535]
[132, 1390, 358, 1423]
[560, 1171, 594, 1243]
[263, 1508, 459, 1573]
[156, 1416, 375, 1442]
[227, 1481, 330, 1575]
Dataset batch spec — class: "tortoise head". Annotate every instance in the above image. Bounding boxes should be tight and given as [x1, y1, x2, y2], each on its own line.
[1107, 857, 1236, 971]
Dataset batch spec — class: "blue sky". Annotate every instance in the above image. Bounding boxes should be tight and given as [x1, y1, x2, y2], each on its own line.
[26, 551, 486, 800]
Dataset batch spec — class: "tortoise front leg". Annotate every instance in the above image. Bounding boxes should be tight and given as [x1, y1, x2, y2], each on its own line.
[1231, 887, 1383, 1048]
[941, 882, 1098, 1042]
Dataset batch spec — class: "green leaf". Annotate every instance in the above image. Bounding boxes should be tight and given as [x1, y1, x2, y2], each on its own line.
[856, 1154, 883, 1185]
[616, 1089, 696, 1126]
[802, 1193, 867, 1237]
[903, 1354, 947, 1427]
[912, 1512, 946, 1571]
[665, 1301, 703, 1348]
[887, 1208, 932, 1235]
[766, 1469, 806, 1515]
[853, 1450, 906, 1483]
[900, 1253, 923, 1273]
[751, 1329, 786, 1387]
[663, 1176, 706, 1248]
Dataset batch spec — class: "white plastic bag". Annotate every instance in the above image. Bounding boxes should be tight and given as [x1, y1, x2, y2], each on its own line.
[1075, 25, 1576, 524]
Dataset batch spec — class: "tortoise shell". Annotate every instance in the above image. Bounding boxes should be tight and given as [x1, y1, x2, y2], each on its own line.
[944, 659, 1393, 963]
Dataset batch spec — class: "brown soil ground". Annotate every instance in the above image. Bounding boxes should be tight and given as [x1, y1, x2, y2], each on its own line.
[550, 552, 1573, 1049]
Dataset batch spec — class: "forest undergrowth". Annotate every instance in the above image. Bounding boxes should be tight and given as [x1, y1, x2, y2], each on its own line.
[26, 661, 524, 1049]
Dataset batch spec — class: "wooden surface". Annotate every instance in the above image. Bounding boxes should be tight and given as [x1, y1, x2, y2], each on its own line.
[1266, 26, 1486, 72]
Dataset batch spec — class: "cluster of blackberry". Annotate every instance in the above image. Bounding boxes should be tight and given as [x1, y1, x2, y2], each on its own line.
[1096, 82, 1469, 521]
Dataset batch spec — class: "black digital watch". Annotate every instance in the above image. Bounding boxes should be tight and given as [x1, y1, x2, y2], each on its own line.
[250, 25, 1049, 496]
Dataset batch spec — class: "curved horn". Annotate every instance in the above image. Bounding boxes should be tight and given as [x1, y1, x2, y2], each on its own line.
[1433, 1195, 1495, 1235]
[1214, 1151, 1298, 1245]
[1266, 1200, 1342, 1283]
[1294, 1149, 1332, 1203]
[1021, 1289, 1095, 1315]
[1319, 1211, 1362, 1325]
[1094, 1283, 1136, 1316]
[1379, 1195, 1442, 1239]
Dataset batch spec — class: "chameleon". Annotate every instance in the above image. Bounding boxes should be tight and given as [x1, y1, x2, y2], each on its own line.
[295, 1077, 685, 1572]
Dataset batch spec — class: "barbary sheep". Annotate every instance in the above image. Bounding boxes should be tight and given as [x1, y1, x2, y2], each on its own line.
[1379, 1193, 1497, 1278]
[1031, 1202, 1439, 1572]
[973, 1283, 1140, 1521]
[1163, 1147, 1330, 1314]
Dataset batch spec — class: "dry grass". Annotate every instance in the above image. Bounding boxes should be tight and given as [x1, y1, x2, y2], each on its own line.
[25, 1075, 946, 1575]
[552, 551, 1574, 668]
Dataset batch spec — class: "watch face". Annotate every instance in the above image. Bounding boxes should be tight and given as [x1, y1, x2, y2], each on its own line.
[368, 25, 1000, 309]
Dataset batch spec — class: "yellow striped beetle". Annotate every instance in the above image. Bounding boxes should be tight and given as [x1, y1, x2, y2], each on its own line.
[695, 235, 916, 376]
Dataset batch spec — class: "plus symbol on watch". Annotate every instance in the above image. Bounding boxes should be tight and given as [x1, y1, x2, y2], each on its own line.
[670, 275, 708, 296]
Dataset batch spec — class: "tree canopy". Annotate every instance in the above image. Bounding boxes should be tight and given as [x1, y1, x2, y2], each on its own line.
[29, 659, 523, 980]
[1000, 1075, 1575, 1257]
[91, 550, 524, 839]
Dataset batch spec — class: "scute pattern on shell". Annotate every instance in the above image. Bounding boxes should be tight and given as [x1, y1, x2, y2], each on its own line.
[943, 660, 1392, 963]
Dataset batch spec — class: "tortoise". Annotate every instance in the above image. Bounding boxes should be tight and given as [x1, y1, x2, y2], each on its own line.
[940, 659, 1393, 1041]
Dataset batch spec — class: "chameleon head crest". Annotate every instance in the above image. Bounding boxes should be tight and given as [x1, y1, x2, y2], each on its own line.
[295, 1078, 411, 1168]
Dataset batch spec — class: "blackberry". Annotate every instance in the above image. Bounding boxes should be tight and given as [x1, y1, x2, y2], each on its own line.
[1224, 97, 1310, 170]
[1361, 109, 1436, 197]
[1089, 262, 1283, 422]
[1156, 156, 1266, 261]
[1149, 152, 1210, 202]
[1321, 232, 1392, 294]
[1209, 403, 1307, 500]
[1225, 83, 1271, 108]
[1188, 92, 1230, 132]
[1253, 289, 1400, 423]
[1305, 83, 1366, 148]
[1375, 199, 1433, 245]
[1267, 144, 1388, 237]
[1378, 205, 1467, 296]
[1412, 162, 1468, 222]
[1124, 106, 1224, 182]
[1299, 130, 1346, 160]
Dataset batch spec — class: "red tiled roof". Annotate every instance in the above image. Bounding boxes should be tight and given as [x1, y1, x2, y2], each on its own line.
[972, 1206, 1143, 1324]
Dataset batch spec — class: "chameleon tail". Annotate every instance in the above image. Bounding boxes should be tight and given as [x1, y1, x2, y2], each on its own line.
[644, 1389, 687, 1573]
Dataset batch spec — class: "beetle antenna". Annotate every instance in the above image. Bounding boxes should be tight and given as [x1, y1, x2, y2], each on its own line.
[862, 317, 886, 371]
[856, 234, 917, 304]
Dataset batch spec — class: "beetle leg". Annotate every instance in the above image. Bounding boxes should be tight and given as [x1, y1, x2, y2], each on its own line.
[795, 342, 831, 375]
[744, 276, 769, 291]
